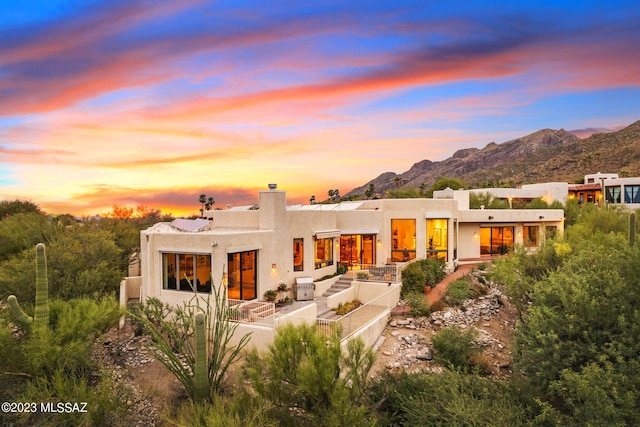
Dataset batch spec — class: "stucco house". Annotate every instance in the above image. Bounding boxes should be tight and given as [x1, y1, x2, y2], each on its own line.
[121, 184, 564, 349]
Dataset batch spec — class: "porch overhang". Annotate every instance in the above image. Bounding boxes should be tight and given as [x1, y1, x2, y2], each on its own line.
[314, 229, 341, 239]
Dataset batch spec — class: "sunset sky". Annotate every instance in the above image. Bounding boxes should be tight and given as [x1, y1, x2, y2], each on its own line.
[1, 1, 640, 217]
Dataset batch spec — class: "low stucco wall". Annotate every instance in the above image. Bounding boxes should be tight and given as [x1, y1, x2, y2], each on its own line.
[327, 287, 355, 308]
[313, 275, 340, 297]
[233, 323, 275, 350]
[346, 310, 390, 349]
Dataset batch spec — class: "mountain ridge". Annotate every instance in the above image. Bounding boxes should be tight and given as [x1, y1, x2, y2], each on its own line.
[346, 120, 640, 197]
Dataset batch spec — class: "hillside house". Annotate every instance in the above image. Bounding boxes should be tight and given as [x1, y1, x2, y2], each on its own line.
[121, 184, 563, 349]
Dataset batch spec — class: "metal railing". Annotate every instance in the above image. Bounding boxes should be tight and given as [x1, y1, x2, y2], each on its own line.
[347, 263, 404, 283]
[315, 287, 397, 340]
[227, 299, 275, 325]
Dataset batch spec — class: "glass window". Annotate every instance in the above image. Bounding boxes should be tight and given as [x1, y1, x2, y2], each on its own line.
[293, 238, 304, 271]
[340, 234, 376, 267]
[605, 186, 621, 203]
[624, 185, 640, 203]
[480, 227, 514, 255]
[162, 253, 211, 293]
[391, 219, 416, 262]
[314, 238, 334, 269]
[523, 226, 539, 247]
[228, 250, 257, 300]
[427, 219, 448, 262]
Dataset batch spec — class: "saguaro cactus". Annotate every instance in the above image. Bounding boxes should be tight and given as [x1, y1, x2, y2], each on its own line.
[7, 243, 49, 328]
[193, 311, 209, 402]
[630, 212, 636, 247]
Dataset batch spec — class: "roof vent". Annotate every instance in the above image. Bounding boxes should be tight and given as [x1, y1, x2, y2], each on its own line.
[268, 183, 277, 190]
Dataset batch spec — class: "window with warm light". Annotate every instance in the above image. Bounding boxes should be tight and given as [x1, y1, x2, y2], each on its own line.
[391, 219, 416, 262]
[480, 227, 514, 255]
[162, 253, 212, 293]
[340, 234, 375, 266]
[314, 238, 334, 269]
[426, 219, 448, 261]
[227, 250, 257, 300]
[293, 238, 304, 271]
[523, 225, 539, 247]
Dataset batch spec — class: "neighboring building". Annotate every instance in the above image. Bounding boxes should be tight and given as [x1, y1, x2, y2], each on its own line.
[122, 184, 563, 349]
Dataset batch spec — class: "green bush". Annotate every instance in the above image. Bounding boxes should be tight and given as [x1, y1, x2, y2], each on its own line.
[401, 258, 446, 297]
[431, 326, 481, 372]
[168, 394, 276, 427]
[445, 277, 474, 306]
[404, 292, 430, 317]
[367, 370, 554, 426]
[244, 323, 376, 426]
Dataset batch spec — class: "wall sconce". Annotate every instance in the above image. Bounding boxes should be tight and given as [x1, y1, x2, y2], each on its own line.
[539, 215, 544, 220]
[488, 216, 494, 220]
[211, 241, 218, 247]
[473, 232, 479, 238]
[517, 231, 522, 237]
[377, 239, 382, 246]
[271, 263, 276, 271]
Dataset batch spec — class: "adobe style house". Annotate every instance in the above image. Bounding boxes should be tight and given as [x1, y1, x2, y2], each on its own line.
[567, 172, 640, 209]
[121, 184, 564, 349]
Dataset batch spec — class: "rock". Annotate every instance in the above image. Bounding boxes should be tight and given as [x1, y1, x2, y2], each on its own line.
[415, 346, 433, 361]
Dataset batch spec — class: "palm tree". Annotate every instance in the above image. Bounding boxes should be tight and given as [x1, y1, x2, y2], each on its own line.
[199, 194, 206, 216]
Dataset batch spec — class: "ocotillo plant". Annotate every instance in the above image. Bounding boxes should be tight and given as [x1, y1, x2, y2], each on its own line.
[7, 243, 49, 328]
[630, 212, 636, 247]
[193, 311, 209, 402]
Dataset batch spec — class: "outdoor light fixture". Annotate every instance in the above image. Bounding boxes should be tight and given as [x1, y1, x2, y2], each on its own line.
[377, 239, 382, 246]
[473, 232, 479, 238]
[517, 231, 522, 237]
[271, 263, 276, 270]
[539, 216, 544, 220]
[488, 216, 494, 220]
[211, 241, 218, 247]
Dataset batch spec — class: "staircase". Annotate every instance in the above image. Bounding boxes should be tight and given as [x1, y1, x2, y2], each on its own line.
[322, 275, 353, 297]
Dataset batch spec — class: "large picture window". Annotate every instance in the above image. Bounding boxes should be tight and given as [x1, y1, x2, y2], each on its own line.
[605, 186, 621, 203]
[340, 234, 375, 267]
[391, 219, 416, 262]
[624, 185, 640, 203]
[314, 238, 334, 269]
[426, 219, 448, 261]
[227, 250, 257, 300]
[293, 238, 304, 271]
[162, 253, 212, 293]
[480, 227, 514, 255]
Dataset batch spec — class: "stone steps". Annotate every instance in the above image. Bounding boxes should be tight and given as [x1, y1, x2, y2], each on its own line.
[322, 277, 352, 297]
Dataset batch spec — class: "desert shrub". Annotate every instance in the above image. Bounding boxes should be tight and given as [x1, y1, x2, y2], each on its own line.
[429, 299, 446, 313]
[367, 370, 552, 426]
[401, 258, 446, 297]
[168, 394, 276, 427]
[431, 326, 481, 372]
[18, 369, 131, 427]
[403, 292, 430, 317]
[445, 277, 473, 306]
[16, 297, 121, 379]
[244, 323, 376, 426]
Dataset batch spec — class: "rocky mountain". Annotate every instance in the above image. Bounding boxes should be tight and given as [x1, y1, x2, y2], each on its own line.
[346, 120, 640, 197]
